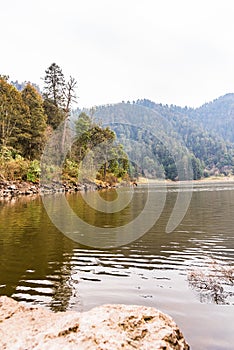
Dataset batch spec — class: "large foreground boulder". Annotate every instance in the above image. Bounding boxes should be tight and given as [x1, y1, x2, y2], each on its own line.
[0, 296, 189, 349]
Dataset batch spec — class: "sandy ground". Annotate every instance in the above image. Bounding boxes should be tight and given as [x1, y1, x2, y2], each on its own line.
[137, 176, 234, 185]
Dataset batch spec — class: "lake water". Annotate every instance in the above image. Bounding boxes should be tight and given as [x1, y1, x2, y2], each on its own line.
[0, 182, 234, 349]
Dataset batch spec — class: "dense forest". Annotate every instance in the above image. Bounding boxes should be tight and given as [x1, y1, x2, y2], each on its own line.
[1, 63, 234, 182]
[86, 97, 234, 180]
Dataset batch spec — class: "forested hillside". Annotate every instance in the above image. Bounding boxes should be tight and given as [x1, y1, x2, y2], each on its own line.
[1, 63, 234, 182]
[135, 98, 234, 177]
[190, 93, 234, 143]
[82, 96, 234, 180]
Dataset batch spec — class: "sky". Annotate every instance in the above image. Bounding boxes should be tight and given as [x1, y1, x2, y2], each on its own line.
[1, 0, 234, 109]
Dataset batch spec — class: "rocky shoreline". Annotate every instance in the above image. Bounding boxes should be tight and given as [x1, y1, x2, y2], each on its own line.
[0, 296, 190, 349]
[0, 179, 121, 200]
[2, 176, 233, 200]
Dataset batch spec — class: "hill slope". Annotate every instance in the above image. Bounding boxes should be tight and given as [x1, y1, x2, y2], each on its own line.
[189, 93, 234, 143]
[74, 95, 234, 180]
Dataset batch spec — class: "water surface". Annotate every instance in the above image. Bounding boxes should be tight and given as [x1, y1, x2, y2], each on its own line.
[0, 182, 233, 349]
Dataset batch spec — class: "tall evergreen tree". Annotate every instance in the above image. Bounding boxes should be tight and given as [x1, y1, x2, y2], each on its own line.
[43, 63, 65, 107]
[43, 63, 66, 129]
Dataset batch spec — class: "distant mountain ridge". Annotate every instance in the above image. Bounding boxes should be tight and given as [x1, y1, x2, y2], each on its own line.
[190, 93, 234, 143]
[76, 93, 234, 179]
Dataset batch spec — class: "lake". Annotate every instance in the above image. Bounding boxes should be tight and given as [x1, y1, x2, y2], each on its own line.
[0, 182, 233, 349]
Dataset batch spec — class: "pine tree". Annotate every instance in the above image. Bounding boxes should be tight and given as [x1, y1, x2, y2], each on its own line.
[43, 63, 66, 129]
[43, 63, 65, 107]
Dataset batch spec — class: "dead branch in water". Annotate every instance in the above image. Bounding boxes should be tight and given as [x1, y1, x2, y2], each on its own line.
[187, 258, 234, 304]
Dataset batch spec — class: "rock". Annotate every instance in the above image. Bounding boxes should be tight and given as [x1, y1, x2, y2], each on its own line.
[8, 184, 16, 190]
[0, 296, 190, 349]
[0, 179, 121, 200]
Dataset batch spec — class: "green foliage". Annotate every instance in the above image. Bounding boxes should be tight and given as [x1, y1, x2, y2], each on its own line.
[43, 98, 65, 129]
[191, 93, 234, 143]
[43, 63, 65, 108]
[62, 159, 79, 180]
[190, 155, 203, 180]
[26, 160, 41, 183]
[2, 64, 234, 183]
[135, 99, 234, 175]
[0, 148, 42, 182]
[0, 76, 30, 151]
[74, 113, 116, 160]
[43, 63, 66, 129]
[71, 113, 129, 181]
[91, 100, 234, 179]
[21, 84, 47, 159]
[0, 146, 15, 160]
[42, 63, 77, 130]
[0, 154, 29, 181]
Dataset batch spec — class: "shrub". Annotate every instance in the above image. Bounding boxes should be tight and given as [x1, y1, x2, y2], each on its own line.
[27, 160, 41, 183]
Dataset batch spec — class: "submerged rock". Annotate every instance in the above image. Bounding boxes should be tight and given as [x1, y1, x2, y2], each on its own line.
[0, 296, 190, 349]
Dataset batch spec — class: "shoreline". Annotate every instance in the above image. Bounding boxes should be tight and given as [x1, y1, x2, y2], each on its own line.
[1, 176, 234, 201]
[0, 178, 121, 201]
[137, 176, 234, 185]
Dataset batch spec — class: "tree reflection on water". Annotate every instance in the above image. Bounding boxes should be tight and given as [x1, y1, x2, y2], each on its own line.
[188, 258, 234, 304]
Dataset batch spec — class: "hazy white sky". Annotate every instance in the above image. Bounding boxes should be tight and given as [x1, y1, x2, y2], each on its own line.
[1, 0, 234, 108]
